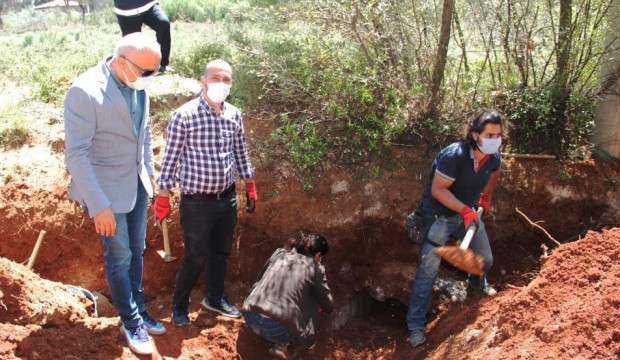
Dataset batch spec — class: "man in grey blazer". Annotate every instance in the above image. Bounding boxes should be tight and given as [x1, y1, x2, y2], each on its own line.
[64, 32, 165, 356]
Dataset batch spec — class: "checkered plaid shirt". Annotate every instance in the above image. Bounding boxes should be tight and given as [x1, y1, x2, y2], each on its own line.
[158, 96, 254, 194]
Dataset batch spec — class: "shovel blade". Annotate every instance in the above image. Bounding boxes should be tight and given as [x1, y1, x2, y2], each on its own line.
[436, 246, 484, 276]
[156, 250, 177, 263]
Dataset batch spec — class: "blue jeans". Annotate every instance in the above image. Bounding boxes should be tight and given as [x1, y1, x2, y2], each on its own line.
[100, 182, 148, 329]
[406, 214, 493, 331]
[242, 311, 291, 345]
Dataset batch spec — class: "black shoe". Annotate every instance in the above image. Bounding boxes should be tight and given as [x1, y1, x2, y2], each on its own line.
[269, 343, 288, 359]
[201, 296, 241, 318]
[158, 65, 173, 74]
[172, 309, 190, 326]
[467, 276, 497, 297]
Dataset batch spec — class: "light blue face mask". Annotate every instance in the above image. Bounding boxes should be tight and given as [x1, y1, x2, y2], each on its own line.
[479, 137, 502, 154]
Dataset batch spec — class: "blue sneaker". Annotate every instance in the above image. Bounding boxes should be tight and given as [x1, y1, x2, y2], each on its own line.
[201, 296, 241, 318]
[172, 308, 190, 327]
[141, 312, 166, 335]
[120, 325, 153, 355]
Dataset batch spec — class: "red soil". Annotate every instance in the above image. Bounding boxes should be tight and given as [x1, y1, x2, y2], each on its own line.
[1, 226, 618, 359]
[427, 228, 620, 359]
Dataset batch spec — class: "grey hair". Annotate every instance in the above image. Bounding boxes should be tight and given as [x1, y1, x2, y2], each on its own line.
[114, 32, 161, 58]
[204, 59, 232, 75]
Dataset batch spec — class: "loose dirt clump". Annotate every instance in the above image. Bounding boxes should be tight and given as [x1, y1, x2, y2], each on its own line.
[427, 228, 620, 360]
[0, 257, 89, 326]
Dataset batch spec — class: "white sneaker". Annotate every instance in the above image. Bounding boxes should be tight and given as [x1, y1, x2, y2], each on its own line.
[120, 324, 154, 355]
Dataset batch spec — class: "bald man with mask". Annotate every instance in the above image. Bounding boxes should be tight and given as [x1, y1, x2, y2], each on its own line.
[64, 32, 165, 355]
[154, 59, 256, 326]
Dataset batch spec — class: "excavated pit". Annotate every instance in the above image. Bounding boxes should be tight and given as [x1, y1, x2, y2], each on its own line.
[1, 101, 619, 357]
[1, 174, 618, 360]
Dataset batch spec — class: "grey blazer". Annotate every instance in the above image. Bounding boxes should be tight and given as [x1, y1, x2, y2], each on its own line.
[64, 58, 155, 217]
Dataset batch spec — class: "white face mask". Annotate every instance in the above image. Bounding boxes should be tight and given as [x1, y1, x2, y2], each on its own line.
[206, 82, 231, 104]
[122, 66, 153, 91]
[126, 76, 154, 91]
[478, 137, 502, 154]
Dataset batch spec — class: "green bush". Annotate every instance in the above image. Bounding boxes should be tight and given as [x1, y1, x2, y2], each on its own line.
[500, 87, 595, 158]
[271, 114, 327, 173]
[161, 0, 236, 22]
[173, 41, 233, 78]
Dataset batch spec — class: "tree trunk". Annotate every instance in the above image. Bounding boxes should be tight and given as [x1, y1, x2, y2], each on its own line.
[427, 0, 455, 119]
[593, 1, 620, 159]
[551, 0, 572, 156]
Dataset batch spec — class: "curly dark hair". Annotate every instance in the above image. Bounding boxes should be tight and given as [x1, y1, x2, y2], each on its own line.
[287, 231, 329, 257]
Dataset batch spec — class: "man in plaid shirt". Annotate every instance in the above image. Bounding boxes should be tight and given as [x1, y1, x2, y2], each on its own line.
[153, 59, 257, 324]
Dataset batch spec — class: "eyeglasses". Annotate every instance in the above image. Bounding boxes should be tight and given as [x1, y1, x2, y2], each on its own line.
[121, 55, 158, 77]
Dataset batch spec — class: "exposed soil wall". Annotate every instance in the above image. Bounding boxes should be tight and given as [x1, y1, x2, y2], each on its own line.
[1, 109, 619, 358]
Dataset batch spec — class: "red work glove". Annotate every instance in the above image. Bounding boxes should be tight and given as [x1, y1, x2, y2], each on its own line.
[246, 181, 257, 213]
[478, 193, 491, 213]
[459, 206, 479, 229]
[152, 195, 171, 222]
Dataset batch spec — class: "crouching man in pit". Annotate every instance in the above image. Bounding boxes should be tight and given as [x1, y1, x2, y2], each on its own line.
[242, 233, 334, 359]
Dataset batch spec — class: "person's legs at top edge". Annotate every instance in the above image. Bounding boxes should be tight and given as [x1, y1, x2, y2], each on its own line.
[116, 13, 143, 36]
[142, 4, 171, 70]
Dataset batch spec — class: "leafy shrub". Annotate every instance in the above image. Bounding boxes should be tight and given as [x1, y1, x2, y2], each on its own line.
[500, 87, 595, 158]
[173, 41, 233, 78]
[161, 0, 236, 22]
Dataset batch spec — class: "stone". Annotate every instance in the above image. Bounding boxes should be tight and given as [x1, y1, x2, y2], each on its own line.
[331, 180, 349, 194]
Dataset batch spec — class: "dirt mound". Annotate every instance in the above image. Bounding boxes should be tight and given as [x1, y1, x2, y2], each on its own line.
[0, 257, 89, 326]
[428, 228, 620, 359]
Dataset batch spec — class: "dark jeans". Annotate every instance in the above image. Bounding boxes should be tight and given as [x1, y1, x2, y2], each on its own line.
[172, 191, 237, 313]
[116, 4, 171, 67]
[242, 311, 291, 345]
[100, 182, 148, 329]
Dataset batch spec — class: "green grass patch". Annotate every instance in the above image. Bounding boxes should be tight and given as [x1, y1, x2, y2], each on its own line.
[0, 103, 30, 149]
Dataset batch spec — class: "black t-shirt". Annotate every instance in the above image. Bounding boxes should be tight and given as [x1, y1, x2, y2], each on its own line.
[421, 141, 501, 217]
[114, 0, 156, 11]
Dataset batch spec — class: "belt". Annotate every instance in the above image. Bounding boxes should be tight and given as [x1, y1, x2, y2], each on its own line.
[182, 184, 236, 201]
[113, 1, 157, 16]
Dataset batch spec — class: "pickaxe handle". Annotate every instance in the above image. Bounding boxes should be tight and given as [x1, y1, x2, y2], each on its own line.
[459, 207, 484, 250]
[162, 221, 172, 257]
[27, 230, 47, 270]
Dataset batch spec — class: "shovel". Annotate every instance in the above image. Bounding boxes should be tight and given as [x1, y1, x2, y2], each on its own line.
[156, 220, 177, 262]
[435, 207, 485, 276]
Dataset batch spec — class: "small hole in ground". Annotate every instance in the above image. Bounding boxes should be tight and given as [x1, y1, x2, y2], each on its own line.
[350, 290, 408, 328]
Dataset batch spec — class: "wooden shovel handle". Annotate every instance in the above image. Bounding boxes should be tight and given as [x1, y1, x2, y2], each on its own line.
[459, 207, 484, 250]
[27, 230, 47, 269]
[162, 221, 172, 257]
